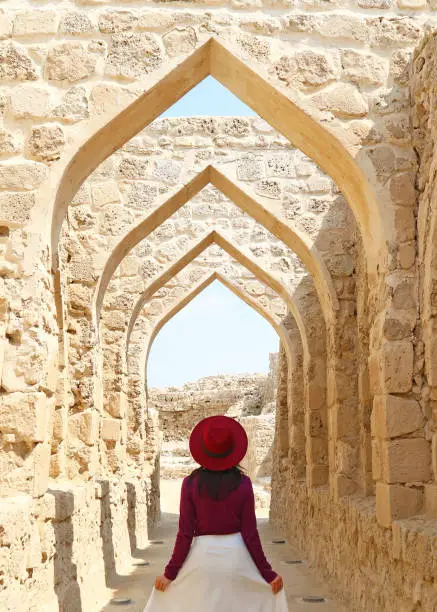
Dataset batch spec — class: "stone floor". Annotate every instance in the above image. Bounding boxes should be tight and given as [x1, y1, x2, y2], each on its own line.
[101, 480, 346, 611]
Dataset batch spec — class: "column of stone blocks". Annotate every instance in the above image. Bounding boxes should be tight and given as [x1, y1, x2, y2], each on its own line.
[286, 320, 306, 482]
[411, 34, 437, 518]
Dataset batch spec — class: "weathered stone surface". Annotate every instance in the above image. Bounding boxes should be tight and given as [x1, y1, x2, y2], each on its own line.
[311, 83, 368, 117]
[372, 395, 425, 439]
[99, 10, 138, 33]
[163, 27, 197, 58]
[0, 392, 48, 442]
[60, 11, 96, 35]
[0, 162, 47, 190]
[0, 43, 37, 81]
[0, 192, 36, 227]
[10, 85, 50, 119]
[341, 49, 386, 86]
[376, 483, 423, 527]
[105, 32, 163, 80]
[68, 411, 99, 446]
[52, 86, 89, 123]
[275, 50, 340, 88]
[29, 124, 65, 162]
[46, 42, 99, 82]
[13, 11, 58, 36]
[0, 129, 21, 158]
[382, 438, 431, 483]
[380, 341, 414, 393]
[102, 418, 122, 441]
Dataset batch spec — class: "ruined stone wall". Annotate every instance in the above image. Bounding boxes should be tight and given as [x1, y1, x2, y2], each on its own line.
[271, 345, 437, 612]
[151, 373, 269, 442]
[0, 478, 150, 612]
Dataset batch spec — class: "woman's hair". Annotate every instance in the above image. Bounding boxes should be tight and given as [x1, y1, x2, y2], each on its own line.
[187, 464, 246, 501]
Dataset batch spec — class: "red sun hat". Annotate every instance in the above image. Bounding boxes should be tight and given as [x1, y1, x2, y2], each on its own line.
[189, 415, 248, 471]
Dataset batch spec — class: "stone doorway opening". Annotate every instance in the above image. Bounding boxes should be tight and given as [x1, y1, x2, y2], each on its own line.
[146, 279, 282, 518]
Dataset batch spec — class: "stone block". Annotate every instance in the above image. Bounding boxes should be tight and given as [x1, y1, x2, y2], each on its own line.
[99, 10, 138, 33]
[0, 128, 22, 157]
[381, 438, 431, 483]
[102, 417, 121, 442]
[68, 410, 99, 446]
[29, 124, 65, 162]
[372, 439, 382, 480]
[0, 161, 48, 190]
[60, 11, 96, 35]
[332, 473, 356, 498]
[306, 436, 328, 464]
[336, 441, 357, 476]
[236, 156, 265, 181]
[91, 180, 122, 208]
[306, 464, 329, 487]
[10, 85, 50, 119]
[376, 482, 422, 527]
[105, 32, 163, 80]
[311, 83, 368, 117]
[394, 206, 415, 242]
[13, 11, 58, 36]
[0, 496, 32, 546]
[0, 42, 37, 81]
[0, 192, 36, 227]
[33, 442, 51, 498]
[341, 49, 386, 87]
[424, 484, 437, 517]
[163, 27, 197, 58]
[0, 392, 48, 442]
[371, 394, 425, 439]
[46, 42, 99, 82]
[380, 340, 414, 393]
[390, 172, 416, 207]
[329, 402, 359, 439]
[53, 407, 68, 441]
[52, 86, 89, 123]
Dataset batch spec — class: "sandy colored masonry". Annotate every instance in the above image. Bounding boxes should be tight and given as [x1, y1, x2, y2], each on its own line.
[1, 1, 437, 610]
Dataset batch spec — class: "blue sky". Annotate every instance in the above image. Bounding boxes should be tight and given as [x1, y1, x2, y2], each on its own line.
[147, 80, 277, 388]
[148, 281, 279, 388]
[159, 76, 256, 117]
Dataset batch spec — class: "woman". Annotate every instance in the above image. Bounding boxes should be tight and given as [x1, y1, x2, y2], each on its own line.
[143, 415, 288, 611]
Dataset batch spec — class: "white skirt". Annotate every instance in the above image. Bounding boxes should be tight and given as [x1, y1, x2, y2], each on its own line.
[143, 532, 289, 612]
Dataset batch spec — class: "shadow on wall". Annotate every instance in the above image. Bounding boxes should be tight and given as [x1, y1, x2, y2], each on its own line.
[126, 482, 138, 554]
[51, 489, 83, 612]
[99, 480, 118, 588]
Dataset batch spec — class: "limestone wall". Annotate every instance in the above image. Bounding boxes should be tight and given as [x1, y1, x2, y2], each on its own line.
[270, 345, 437, 612]
[151, 373, 269, 442]
[0, 479, 150, 612]
[1, 0, 437, 609]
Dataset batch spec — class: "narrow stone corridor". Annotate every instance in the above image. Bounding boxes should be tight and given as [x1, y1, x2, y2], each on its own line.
[101, 480, 345, 612]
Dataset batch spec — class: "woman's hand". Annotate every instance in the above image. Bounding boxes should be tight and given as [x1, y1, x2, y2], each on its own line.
[155, 575, 172, 592]
[270, 575, 284, 594]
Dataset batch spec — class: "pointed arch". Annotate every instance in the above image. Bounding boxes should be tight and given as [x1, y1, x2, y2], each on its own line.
[95, 165, 338, 333]
[142, 272, 293, 374]
[124, 231, 311, 359]
[51, 38, 384, 274]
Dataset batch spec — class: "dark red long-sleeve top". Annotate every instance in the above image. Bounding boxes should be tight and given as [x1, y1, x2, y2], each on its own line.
[164, 474, 277, 583]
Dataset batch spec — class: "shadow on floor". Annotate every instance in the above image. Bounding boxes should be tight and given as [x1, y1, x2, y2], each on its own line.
[100, 512, 179, 612]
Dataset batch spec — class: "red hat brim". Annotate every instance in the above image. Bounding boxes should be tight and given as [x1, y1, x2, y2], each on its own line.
[189, 415, 248, 471]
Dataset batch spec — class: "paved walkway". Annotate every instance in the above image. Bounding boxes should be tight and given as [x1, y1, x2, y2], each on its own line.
[101, 480, 346, 611]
